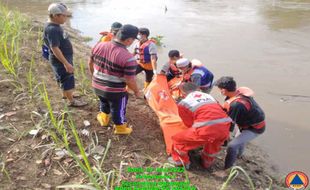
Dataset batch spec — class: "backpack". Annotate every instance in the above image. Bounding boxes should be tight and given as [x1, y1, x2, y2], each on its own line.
[42, 44, 49, 60]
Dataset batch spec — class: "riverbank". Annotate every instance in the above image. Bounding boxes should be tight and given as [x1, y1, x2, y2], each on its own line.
[0, 6, 286, 190]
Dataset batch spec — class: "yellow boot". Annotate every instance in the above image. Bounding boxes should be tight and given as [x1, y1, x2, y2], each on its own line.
[143, 82, 150, 91]
[114, 123, 132, 135]
[97, 112, 110, 127]
[144, 82, 150, 89]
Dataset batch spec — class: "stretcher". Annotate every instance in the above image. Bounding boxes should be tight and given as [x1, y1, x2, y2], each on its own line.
[144, 75, 187, 154]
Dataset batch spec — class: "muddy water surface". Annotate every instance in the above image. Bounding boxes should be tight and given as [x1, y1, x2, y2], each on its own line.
[2, 0, 310, 175]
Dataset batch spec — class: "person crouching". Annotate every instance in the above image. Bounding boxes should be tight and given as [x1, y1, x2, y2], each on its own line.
[169, 82, 231, 169]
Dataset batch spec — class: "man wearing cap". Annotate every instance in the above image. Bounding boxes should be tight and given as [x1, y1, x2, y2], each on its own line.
[213, 76, 265, 176]
[176, 58, 214, 93]
[134, 28, 158, 89]
[169, 82, 231, 169]
[99, 22, 122, 42]
[43, 3, 87, 107]
[88, 24, 142, 135]
[160, 50, 182, 81]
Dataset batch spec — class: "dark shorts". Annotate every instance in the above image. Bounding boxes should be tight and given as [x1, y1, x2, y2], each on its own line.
[49, 55, 75, 91]
[98, 93, 128, 125]
[136, 64, 154, 83]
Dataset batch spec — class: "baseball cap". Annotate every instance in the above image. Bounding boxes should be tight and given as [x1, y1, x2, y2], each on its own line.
[111, 22, 122, 31]
[176, 58, 190, 68]
[117, 24, 139, 40]
[48, 3, 70, 15]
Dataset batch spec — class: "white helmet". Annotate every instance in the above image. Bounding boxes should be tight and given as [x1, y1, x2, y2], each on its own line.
[176, 58, 190, 68]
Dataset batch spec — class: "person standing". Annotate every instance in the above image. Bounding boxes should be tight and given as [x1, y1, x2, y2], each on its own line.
[214, 76, 266, 174]
[88, 24, 142, 135]
[99, 22, 122, 42]
[43, 3, 87, 107]
[134, 28, 158, 89]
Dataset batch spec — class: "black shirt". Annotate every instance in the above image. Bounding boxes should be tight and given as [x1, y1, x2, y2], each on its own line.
[228, 98, 265, 134]
[43, 23, 73, 58]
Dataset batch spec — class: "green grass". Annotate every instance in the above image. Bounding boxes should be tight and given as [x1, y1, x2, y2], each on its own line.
[150, 35, 164, 46]
[26, 54, 36, 98]
[0, 4, 28, 78]
[0, 153, 11, 182]
[220, 166, 256, 190]
[0, 3, 34, 95]
[38, 82, 117, 189]
[75, 59, 92, 96]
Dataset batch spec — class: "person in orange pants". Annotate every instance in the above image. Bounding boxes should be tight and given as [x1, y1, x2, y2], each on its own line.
[170, 82, 231, 169]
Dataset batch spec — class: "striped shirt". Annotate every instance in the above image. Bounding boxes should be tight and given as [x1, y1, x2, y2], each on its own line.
[91, 40, 137, 98]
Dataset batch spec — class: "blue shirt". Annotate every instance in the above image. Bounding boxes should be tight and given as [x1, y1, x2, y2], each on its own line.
[191, 66, 214, 87]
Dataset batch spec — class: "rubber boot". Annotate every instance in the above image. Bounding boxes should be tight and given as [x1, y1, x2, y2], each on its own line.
[143, 82, 150, 90]
[114, 123, 132, 135]
[97, 112, 110, 127]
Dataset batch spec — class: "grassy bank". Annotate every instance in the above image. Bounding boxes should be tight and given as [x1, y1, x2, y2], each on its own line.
[0, 3, 286, 190]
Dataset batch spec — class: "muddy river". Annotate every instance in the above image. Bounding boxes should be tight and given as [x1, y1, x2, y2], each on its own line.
[2, 0, 310, 175]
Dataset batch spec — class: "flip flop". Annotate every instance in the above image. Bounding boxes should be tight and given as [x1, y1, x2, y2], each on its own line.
[62, 94, 81, 99]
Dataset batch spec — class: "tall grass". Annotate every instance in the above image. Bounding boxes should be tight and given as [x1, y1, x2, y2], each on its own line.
[220, 166, 256, 190]
[0, 153, 11, 182]
[38, 82, 118, 189]
[38, 83, 62, 145]
[0, 4, 27, 78]
[26, 54, 36, 98]
[75, 59, 92, 95]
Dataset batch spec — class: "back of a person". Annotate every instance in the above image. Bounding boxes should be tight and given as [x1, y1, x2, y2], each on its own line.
[100, 33, 113, 42]
[181, 91, 227, 124]
[91, 41, 135, 96]
[92, 41, 131, 78]
[192, 66, 214, 86]
[231, 95, 265, 127]
[187, 92, 230, 130]
[195, 103, 229, 126]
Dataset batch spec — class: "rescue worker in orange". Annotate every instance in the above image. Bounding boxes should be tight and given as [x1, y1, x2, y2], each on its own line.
[99, 22, 122, 42]
[214, 76, 266, 175]
[176, 58, 214, 93]
[169, 82, 231, 169]
[134, 28, 158, 89]
[160, 50, 182, 81]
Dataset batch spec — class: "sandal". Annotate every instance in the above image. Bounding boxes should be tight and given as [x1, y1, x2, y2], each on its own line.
[62, 94, 81, 99]
[68, 99, 87, 107]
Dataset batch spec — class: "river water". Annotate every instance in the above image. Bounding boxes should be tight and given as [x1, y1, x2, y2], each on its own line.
[2, 0, 310, 175]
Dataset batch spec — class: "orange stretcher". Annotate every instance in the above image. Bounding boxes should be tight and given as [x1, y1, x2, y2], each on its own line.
[144, 75, 187, 155]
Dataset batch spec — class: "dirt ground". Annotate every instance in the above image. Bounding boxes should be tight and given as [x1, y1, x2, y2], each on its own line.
[0, 18, 286, 190]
